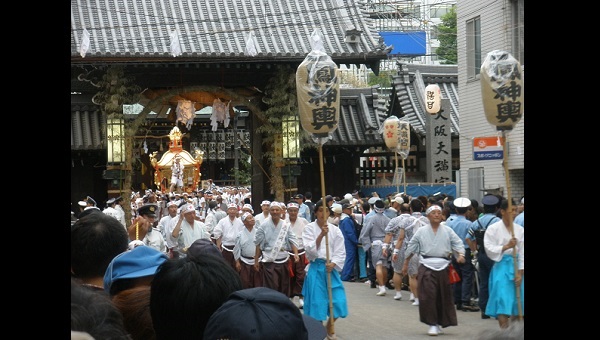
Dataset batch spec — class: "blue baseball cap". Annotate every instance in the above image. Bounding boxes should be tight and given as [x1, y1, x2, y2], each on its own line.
[103, 245, 168, 291]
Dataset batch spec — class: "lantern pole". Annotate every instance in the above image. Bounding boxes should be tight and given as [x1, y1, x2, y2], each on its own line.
[316, 138, 334, 335]
[394, 152, 400, 193]
[500, 129, 522, 321]
[401, 157, 407, 193]
[480, 50, 524, 321]
[295, 29, 341, 337]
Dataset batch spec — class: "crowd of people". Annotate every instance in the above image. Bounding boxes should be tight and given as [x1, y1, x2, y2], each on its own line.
[71, 184, 524, 339]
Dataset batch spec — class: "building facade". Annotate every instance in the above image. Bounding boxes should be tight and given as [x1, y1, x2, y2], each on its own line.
[456, 0, 524, 203]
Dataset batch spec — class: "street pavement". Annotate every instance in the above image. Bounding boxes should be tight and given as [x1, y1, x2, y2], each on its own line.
[297, 280, 506, 340]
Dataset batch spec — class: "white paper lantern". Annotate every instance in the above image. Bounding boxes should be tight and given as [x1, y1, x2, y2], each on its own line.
[383, 116, 400, 150]
[383, 116, 411, 158]
[296, 30, 340, 138]
[425, 84, 441, 114]
[480, 50, 524, 131]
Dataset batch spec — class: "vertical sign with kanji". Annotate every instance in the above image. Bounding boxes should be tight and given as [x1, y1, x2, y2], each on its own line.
[426, 98, 452, 183]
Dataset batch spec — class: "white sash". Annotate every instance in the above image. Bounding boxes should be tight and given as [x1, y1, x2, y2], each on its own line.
[267, 221, 290, 261]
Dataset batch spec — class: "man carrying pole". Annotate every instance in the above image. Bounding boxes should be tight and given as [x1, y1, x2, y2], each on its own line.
[301, 200, 348, 339]
[296, 28, 345, 339]
[482, 198, 524, 329]
[480, 49, 524, 324]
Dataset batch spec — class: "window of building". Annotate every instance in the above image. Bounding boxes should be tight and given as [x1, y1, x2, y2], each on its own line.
[466, 16, 481, 80]
[430, 5, 453, 19]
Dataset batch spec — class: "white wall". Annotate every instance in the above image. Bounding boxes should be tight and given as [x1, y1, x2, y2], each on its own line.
[457, 0, 524, 202]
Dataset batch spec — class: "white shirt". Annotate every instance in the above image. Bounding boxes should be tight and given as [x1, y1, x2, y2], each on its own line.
[213, 216, 244, 246]
[484, 220, 524, 270]
[158, 214, 177, 241]
[288, 217, 309, 250]
[143, 227, 167, 253]
[302, 221, 346, 272]
[170, 219, 210, 249]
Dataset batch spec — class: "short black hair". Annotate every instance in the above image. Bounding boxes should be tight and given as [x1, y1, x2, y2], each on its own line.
[71, 212, 129, 280]
[150, 255, 243, 339]
[313, 200, 323, 212]
[71, 278, 130, 339]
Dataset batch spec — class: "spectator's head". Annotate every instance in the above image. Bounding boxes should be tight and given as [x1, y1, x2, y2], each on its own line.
[342, 202, 355, 215]
[399, 203, 411, 214]
[331, 203, 342, 215]
[417, 195, 428, 209]
[103, 245, 168, 296]
[361, 201, 370, 213]
[150, 254, 242, 339]
[203, 287, 327, 340]
[410, 198, 424, 213]
[186, 238, 224, 261]
[78, 206, 102, 219]
[453, 197, 472, 215]
[111, 286, 155, 340]
[208, 200, 218, 211]
[71, 278, 130, 339]
[373, 199, 385, 213]
[367, 196, 381, 207]
[481, 194, 500, 214]
[71, 212, 129, 285]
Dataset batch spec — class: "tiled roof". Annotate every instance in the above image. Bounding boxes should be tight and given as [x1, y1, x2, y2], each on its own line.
[70, 0, 392, 68]
[329, 86, 389, 146]
[389, 63, 459, 137]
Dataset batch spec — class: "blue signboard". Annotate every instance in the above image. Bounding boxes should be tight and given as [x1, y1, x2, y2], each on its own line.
[378, 31, 426, 56]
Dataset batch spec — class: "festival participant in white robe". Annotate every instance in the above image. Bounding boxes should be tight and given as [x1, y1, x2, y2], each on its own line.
[168, 203, 210, 257]
[214, 203, 245, 271]
[286, 201, 309, 308]
[102, 198, 120, 222]
[402, 204, 465, 336]
[254, 200, 271, 227]
[204, 200, 227, 244]
[169, 155, 184, 194]
[301, 200, 348, 340]
[253, 202, 300, 297]
[484, 198, 524, 330]
[157, 201, 178, 242]
[233, 212, 262, 289]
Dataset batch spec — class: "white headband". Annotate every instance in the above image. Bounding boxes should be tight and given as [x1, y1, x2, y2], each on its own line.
[241, 212, 252, 222]
[426, 205, 442, 215]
